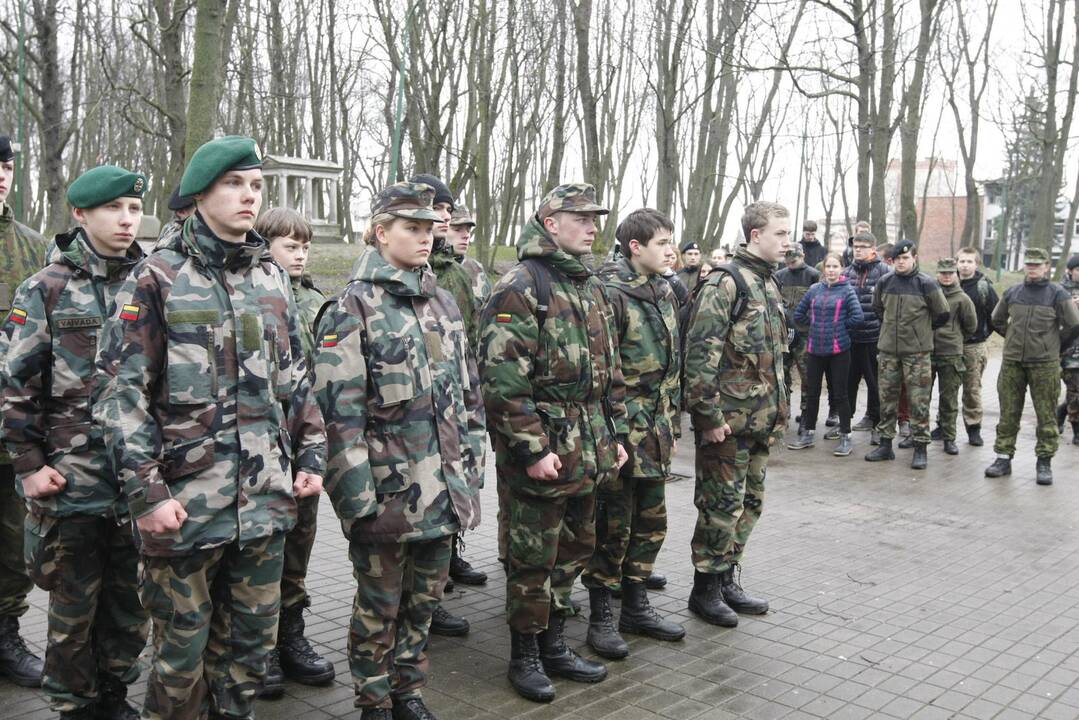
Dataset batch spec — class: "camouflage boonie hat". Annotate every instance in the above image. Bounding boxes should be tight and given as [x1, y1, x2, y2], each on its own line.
[785, 246, 805, 259]
[937, 257, 958, 272]
[372, 182, 442, 221]
[1023, 247, 1050, 264]
[449, 205, 476, 227]
[537, 183, 608, 220]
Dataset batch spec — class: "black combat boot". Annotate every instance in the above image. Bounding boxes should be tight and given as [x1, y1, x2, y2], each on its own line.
[258, 647, 285, 699]
[865, 437, 895, 462]
[719, 565, 769, 614]
[538, 614, 607, 683]
[619, 581, 685, 641]
[966, 424, 984, 446]
[278, 605, 335, 685]
[391, 696, 439, 720]
[60, 708, 97, 720]
[0, 615, 43, 687]
[95, 674, 139, 720]
[1057, 403, 1068, 433]
[586, 587, 628, 659]
[897, 434, 915, 449]
[687, 571, 738, 627]
[1036, 456, 1053, 486]
[911, 442, 928, 470]
[429, 605, 469, 637]
[1072, 422, 1079, 446]
[645, 572, 667, 590]
[508, 631, 555, 702]
[984, 456, 1012, 477]
[448, 535, 487, 586]
[943, 439, 959, 455]
[360, 708, 394, 720]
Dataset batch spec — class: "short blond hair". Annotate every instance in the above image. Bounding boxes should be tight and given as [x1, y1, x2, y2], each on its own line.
[741, 202, 789, 243]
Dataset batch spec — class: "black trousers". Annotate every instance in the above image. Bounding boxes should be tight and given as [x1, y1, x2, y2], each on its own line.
[847, 341, 879, 422]
[804, 350, 852, 433]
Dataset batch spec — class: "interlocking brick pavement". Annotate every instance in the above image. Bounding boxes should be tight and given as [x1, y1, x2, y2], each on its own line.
[5, 352, 1079, 719]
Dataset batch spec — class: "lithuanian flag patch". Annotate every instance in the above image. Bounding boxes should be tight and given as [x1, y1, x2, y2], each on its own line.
[119, 304, 140, 322]
[9, 308, 27, 325]
[496, 313, 513, 324]
[322, 334, 338, 348]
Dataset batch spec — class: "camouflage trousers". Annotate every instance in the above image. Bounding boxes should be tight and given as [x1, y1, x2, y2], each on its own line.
[993, 360, 1062, 458]
[139, 533, 285, 720]
[346, 535, 451, 709]
[0, 465, 32, 617]
[506, 488, 597, 633]
[932, 355, 966, 442]
[582, 473, 667, 589]
[691, 434, 768, 575]
[783, 336, 810, 413]
[1064, 368, 1079, 423]
[961, 342, 989, 426]
[876, 352, 933, 443]
[280, 494, 320, 611]
[24, 513, 149, 713]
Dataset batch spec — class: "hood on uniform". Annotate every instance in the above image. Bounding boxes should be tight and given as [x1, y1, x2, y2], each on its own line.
[168, 186, 195, 212]
[409, 174, 454, 211]
[0, 135, 13, 163]
[67, 165, 147, 209]
[536, 183, 608, 220]
[179, 136, 263, 197]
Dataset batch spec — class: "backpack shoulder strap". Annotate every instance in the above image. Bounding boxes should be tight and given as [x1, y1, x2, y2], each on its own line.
[709, 262, 751, 327]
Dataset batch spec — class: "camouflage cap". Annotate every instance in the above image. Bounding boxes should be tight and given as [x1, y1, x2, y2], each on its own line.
[1023, 247, 1050, 264]
[449, 204, 476, 227]
[180, 135, 263, 197]
[67, 165, 147, 209]
[372, 182, 442, 221]
[537, 183, 608, 220]
[937, 257, 958, 273]
[785, 246, 805, 259]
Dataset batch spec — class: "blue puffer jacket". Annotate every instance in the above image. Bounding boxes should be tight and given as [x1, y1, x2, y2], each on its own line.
[843, 258, 887, 343]
[794, 277, 864, 357]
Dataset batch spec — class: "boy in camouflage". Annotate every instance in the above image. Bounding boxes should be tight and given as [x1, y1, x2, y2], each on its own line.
[930, 258, 977, 456]
[1058, 255, 1079, 445]
[255, 208, 335, 695]
[312, 182, 486, 720]
[0, 133, 46, 689]
[683, 201, 790, 628]
[2, 166, 151, 720]
[95, 136, 326, 720]
[581, 208, 685, 660]
[447, 205, 492, 311]
[478, 183, 627, 703]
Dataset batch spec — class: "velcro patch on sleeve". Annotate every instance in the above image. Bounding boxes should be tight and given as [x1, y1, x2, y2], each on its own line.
[322, 334, 338, 348]
[9, 308, 27, 325]
[496, 313, 513, 324]
[119, 304, 140, 322]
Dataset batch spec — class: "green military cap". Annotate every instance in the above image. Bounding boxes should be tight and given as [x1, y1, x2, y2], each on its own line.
[372, 182, 442, 221]
[179, 135, 263, 197]
[1023, 247, 1050, 264]
[937, 257, 958, 272]
[785, 246, 805, 259]
[537, 183, 609, 220]
[67, 165, 147, 209]
[449, 205, 476, 227]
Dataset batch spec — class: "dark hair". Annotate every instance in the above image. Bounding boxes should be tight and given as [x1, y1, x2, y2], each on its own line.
[852, 230, 876, 247]
[742, 201, 789, 243]
[256, 207, 313, 244]
[616, 208, 674, 258]
[803, 219, 818, 232]
[877, 242, 894, 257]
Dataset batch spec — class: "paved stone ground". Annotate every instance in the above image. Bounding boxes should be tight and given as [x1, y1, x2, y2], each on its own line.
[5, 352, 1079, 719]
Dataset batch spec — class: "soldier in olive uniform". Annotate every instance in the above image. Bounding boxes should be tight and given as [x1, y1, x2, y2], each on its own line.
[478, 183, 627, 703]
[676, 241, 705, 294]
[955, 247, 999, 446]
[581, 208, 685, 661]
[2, 166, 151, 720]
[930, 258, 977, 456]
[985, 248, 1079, 485]
[683, 201, 790, 628]
[775, 246, 820, 425]
[95, 136, 326, 720]
[1058, 255, 1079, 444]
[0, 133, 47, 689]
[312, 182, 486, 720]
[255, 208, 335, 696]
[447, 205, 492, 310]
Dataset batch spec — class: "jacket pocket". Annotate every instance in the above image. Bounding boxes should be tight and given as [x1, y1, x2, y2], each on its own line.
[369, 335, 419, 408]
[49, 317, 100, 398]
[166, 324, 219, 404]
[23, 513, 59, 591]
[164, 436, 216, 482]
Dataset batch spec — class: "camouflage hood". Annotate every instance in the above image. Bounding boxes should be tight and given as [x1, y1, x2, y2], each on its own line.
[516, 215, 592, 278]
[51, 228, 145, 280]
[160, 212, 269, 272]
[349, 244, 438, 298]
[600, 257, 659, 301]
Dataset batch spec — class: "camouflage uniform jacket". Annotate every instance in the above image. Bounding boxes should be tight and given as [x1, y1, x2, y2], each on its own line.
[291, 274, 325, 368]
[94, 213, 326, 556]
[1, 229, 144, 518]
[676, 265, 703, 295]
[992, 276, 1079, 365]
[683, 249, 789, 443]
[312, 248, 485, 543]
[429, 244, 479, 346]
[872, 265, 950, 355]
[933, 282, 977, 357]
[461, 256, 492, 307]
[600, 258, 680, 478]
[1062, 276, 1079, 369]
[775, 264, 820, 331]
[478, 216, 626, 498]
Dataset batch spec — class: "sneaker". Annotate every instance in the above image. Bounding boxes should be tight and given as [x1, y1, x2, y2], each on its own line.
[852, 416, 875, 432]
[786, 429, 815, 450]
[823, 426, 840, 441]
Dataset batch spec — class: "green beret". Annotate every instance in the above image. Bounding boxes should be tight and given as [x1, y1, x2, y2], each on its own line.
[179, 136, 263, 197]
[1023, 247, 1050, 264]
[67, 165, 147, 209]
[937, 257, 958, 272]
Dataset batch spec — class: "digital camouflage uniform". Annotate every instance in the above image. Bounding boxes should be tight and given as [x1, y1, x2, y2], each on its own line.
[872, 262, 949, 443]
[1, 228, 149, 712]
[478, 187, 624, 634]
[931, 271, 977, 443]
[1061, 276, 1079, 424]
[991, 271, 1079, 459]
[95, 212, 326, 720]
[683, 250, 788, 575]
[583, 257, 679, 589]
[775, 261, 820, 415]
[0, 204, 47, 623]
[312, 230, 485, 708]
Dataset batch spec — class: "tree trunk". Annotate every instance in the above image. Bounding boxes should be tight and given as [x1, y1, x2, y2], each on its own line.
[899, 0, 940, 246]
[185, 0, 229, 159]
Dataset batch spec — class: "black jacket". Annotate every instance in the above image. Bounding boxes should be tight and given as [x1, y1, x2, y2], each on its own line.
[842, 258, 888, 343]
[800, 239, 828, 269]
[959, 270, 1000, 345]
